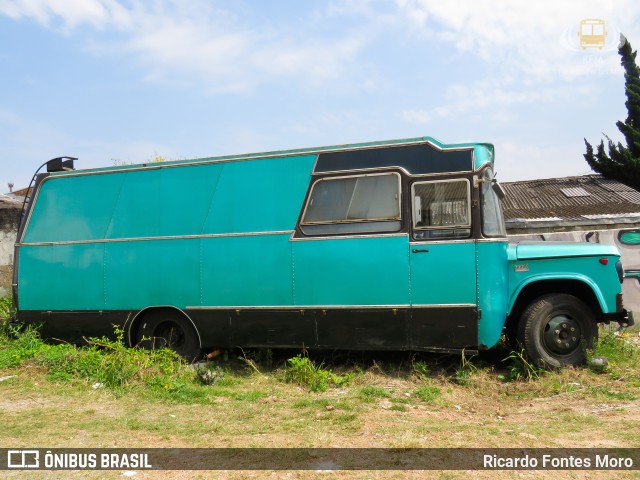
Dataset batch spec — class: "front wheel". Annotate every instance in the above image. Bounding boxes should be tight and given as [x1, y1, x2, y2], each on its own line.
[517, 294, 597, 368]
[136, 310, 201, 362]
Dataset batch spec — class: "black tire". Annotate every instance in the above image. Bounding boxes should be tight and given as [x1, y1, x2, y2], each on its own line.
[136, 310, 201, 362]
[517, 294, 597, 368]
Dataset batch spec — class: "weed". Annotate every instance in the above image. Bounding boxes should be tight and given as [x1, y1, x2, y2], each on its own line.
[589, 329, 639, 368]
[145, 376, 210, 403]
[0, 296, 13, 320]
[284, 355, 353, 392]
[284, 355, 329, 392]
[413, 385, 441, 402]
[501, 349, 545, 381]
[391, 395, 412, 404]
[588, 385, 637, 401]
[412, 360, 430, 380]
[330, 412, 359, 426]
[293, 398, 331, 409]
[389, 405, 407, 412]
[238, 350, 261, 375]
[0, 325, 47, 367]
[231, 390, 268, 402]
[358, 385, 392, 401]
[0, 323, 187, 390]
[452, 351, 478, 385]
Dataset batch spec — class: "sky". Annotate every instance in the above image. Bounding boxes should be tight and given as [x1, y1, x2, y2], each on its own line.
[1, 0, 640, 193]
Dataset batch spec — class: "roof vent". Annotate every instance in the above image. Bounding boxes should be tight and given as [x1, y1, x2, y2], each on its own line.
[560, 187, 590, 198]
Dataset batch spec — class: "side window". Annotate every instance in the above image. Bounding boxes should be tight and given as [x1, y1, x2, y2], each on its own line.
[412, 179, 471, 240]
[300, 173, 401, 235]
[481, 169, 506, 237]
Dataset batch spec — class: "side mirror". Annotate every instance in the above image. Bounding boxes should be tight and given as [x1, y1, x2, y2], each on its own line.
[492, 180, 506, 200]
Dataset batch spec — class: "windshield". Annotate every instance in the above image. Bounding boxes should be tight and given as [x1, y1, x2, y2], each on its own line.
[481, 168, 506, 237]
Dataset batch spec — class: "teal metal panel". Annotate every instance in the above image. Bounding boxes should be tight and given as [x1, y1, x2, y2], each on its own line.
[473, 144, 495, 171]
[23, 174, 125, 243]
[508, 255, 623, 314]
[292, 235, 410, 305]
[104, 239, 201, 310]
[515, 242, 620, 260]
[200, 234, 294, 306]
[476, 241, 509, 348]
[19, 244, 105, 310]
[106, 164, 224, 239]
[202, 155, 316, 234]
[409, 242, 476, 305]
[24, 154, 315, 244]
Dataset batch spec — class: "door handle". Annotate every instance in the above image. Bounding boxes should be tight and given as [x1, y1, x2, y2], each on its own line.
[412, 248, 429, 253]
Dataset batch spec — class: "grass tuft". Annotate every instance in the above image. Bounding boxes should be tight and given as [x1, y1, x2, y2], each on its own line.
[284, 354, 354, 392]
[501, 349, 545, 382]
[358, 385, 392, 400]
[413, 385, 441, 402]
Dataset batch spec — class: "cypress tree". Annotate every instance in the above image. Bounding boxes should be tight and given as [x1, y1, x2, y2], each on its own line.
[584, 34, 640, 190]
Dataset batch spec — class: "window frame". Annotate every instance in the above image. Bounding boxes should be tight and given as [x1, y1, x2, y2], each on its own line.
[299, 171, 403, 235]
[410, 178, 472, 238]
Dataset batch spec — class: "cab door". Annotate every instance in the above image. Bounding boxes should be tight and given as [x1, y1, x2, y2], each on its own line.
[408, 178, 478, 349]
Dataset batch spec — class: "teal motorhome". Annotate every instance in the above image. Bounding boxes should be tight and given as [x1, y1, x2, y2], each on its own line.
[13, 137, 633, 367]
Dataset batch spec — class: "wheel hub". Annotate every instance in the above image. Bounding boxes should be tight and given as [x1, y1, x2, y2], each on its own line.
[543, 314, 581, 355]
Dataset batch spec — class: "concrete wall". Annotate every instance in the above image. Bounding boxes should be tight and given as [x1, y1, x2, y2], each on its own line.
[0, 198, 20, 297]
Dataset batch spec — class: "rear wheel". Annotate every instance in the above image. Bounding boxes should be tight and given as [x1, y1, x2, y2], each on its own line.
[517, 294, 597, 368]
[136, 310, 201, 362]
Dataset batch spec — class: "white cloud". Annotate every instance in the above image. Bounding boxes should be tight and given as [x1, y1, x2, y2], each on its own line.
[0, 0, 374, 92]
[0, 0, 131, 29]
[395, 2, 636, 128]
[396, 0, 640, 81]
[402, 80, 594, 125]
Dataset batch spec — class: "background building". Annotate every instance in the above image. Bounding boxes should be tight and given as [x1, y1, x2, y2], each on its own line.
[503, 174, 640, 313]
[0, 196, 21, 296]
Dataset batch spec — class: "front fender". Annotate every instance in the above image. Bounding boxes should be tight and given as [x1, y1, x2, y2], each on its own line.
[507, 273, 608, 314]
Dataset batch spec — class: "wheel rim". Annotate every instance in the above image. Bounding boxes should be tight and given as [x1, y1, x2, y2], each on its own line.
[543, 313, 582, 355]
[153, 320, 186, 351]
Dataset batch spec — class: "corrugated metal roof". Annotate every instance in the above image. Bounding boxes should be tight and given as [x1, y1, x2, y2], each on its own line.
[502, 174, 640, 223]
[560, 187, 590, 197]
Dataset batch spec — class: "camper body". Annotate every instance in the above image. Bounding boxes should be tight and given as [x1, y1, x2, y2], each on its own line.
[14, 137, 631, 366]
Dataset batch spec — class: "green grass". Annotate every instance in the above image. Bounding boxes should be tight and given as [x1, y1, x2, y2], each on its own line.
[1, 296, 640, 458]
[0, 324, 186, 392]
[358, 385, 393, 400]
[0, 296, 12, 320]
[500, 349, 545, 381]
[283, 354, 354, 392]
[2, 313, 638, 407]
[413, 385, 441, 402]
[588, 328, 640, 372]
